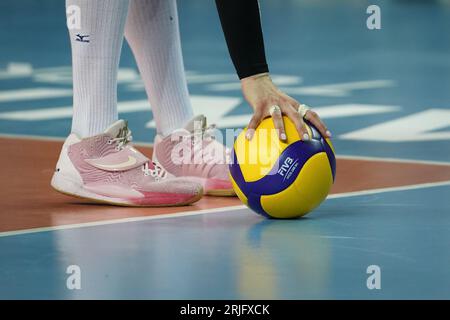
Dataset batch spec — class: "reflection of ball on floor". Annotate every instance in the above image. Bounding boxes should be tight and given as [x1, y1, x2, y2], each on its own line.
[229, 116, 336, 219]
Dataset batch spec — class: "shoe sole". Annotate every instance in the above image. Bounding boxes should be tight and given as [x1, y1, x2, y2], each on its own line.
[51, 173, 203, 207]
[205, 189, 236, 197]
[152, 155, 236, 198]
[177, 176, 237, 197]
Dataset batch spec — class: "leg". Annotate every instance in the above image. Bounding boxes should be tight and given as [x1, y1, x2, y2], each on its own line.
[51, 0, 203, 206]
[124, 0, 193, 136]
[125, 0, 234, 196]
[67, 0, 128, 137]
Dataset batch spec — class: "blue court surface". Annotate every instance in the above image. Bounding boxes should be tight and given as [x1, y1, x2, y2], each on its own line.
[1, 186, 450, 299]
[0, 0, 450, 299]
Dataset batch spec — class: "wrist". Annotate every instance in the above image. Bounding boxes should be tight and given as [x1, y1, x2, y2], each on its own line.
[241, 72, 270, 83]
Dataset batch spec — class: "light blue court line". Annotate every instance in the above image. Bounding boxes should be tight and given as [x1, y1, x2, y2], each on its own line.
[1, 180, 449, 239]
[1, 184, 449, 299]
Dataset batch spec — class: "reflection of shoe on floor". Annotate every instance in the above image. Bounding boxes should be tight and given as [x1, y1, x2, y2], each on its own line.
[51, 120, 203, 206]
[153, 115, 236, 197]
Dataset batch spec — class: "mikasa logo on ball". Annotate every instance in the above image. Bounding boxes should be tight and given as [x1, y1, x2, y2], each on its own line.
[277, 156, 299, 181]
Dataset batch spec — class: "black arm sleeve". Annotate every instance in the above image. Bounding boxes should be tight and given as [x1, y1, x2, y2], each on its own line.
[215, 0, 269, 79]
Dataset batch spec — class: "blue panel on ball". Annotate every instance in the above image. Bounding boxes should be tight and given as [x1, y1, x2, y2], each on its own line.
[307, 120, 336, 181]
[307, 121, 322, 140]
[229, 149, 248, 191]
[322, 138, 336, 181]
[247, 194, 271, 218]
[228, 156, 271, 217]
[230, 139, 324, 196]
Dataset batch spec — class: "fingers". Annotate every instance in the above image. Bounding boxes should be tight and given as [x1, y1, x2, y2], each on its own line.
[246, 110, 263, 140]
[269, 105, 286, 141]
[247, 104, 288, 141]
[246, 101, 331, 142]
[305, 110, 332, 138]
[284, 106, 310, 141]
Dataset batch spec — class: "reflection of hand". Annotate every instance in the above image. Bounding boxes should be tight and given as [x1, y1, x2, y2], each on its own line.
[241, 72, 331, 141]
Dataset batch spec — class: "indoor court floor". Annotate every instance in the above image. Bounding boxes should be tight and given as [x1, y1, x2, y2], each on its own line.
[1, 0, 450, 299]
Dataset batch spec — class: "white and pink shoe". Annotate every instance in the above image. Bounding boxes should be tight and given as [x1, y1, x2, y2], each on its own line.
[152, 115, 235, 197]
[51, 120, 203, 206]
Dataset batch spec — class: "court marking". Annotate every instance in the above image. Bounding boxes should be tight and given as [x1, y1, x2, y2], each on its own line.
[0, 88, 73, 103]
[0, 180, 448, 238]
[0, 205, 246, 238]
[337, 154, 450, 166]
[0, 133, 66, 142]
[0, 134, 153, 147]
[327, 180, 450, 199]
[340, 108, 450, 142]
[0, 134, 449, 166]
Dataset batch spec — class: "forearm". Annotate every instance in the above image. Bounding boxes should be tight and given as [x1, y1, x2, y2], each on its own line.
[215, 0, 269, 79]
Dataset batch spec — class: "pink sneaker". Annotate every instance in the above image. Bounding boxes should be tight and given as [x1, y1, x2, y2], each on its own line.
[153, 115, 235, 197]
[51, 120, 203, 206]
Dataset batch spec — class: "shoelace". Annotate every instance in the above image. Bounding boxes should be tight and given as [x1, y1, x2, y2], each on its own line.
[186, 123, 231, 165]
[107, 128, 133, 151]
[203, 124, 216, 140]
[109, 126, 168, 181]
[142, 161, 167, 181]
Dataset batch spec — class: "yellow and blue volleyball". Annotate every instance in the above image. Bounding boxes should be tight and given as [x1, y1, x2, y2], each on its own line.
[229, 116, 336, 219]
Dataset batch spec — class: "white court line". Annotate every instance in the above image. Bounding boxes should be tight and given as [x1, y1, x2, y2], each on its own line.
[0, 205, 247, 238]
[1, 134, 449, 167]
[0, 180, 449, 238]
[0, 133, 153, 147]
[0, 133, 66, 142]
[327, 180, 450, 199]
[0, 88, 72, 103]
[337, 154, 450, 166]
[0, 95, 241, 122]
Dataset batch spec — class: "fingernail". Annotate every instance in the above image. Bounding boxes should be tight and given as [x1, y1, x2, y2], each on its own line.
[326, 130, 332, 138]
[280, 133, 287, 140]
[303, 133, 310, 141]
[246, 130, 254, 140]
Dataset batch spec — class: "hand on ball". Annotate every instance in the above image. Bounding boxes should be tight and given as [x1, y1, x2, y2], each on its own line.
[240, 72, 332, 141]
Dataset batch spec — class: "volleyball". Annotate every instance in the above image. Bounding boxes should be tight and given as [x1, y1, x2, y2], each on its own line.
[229, 116, 336, 219]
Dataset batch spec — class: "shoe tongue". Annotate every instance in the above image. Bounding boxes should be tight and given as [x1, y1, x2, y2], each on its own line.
[183, 115, 206, 133]
[104, 120, 127, 138]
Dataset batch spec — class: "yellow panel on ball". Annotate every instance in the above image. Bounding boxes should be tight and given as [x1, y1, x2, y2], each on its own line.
[234, 116, 301, 182]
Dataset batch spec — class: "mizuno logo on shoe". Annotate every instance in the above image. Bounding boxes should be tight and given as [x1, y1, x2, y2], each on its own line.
[75, 34, 90, 43]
